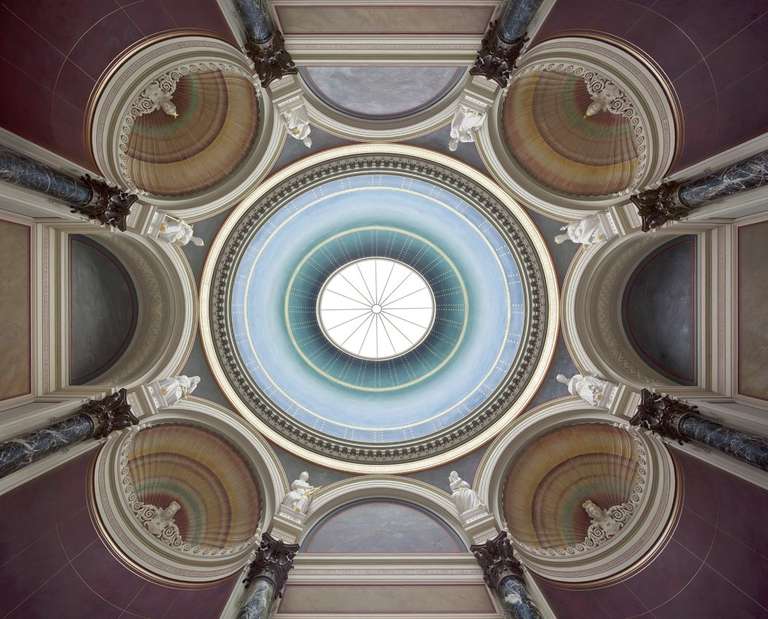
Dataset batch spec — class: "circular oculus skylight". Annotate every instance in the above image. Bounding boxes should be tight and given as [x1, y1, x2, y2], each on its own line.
[317, 258, 436, 361]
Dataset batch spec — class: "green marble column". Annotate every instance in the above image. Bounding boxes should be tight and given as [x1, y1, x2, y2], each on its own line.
[631, 389, 768, 471]
[0, 390, 138, 478]
[471, 531, 542, 619]
[630, 151, 768, 230]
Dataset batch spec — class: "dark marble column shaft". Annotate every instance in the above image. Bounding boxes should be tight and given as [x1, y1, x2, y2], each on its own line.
[471, 532, 542, 619]
[630, 151, 768, 230]
[678, 151, 768, 207]
[631, 389, 768, 471]
[497, 0, 544, 43]
[0, 147, 92, 206]
[233, 0, 274, 45]
[238, 532, 299, 619]
[0, 390, 138, 479]
[237, 579, 276, 619]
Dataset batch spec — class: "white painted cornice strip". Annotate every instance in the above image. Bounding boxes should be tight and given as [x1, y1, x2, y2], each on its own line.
[0, 126, 92, 177]
[668, 131, 768, 181]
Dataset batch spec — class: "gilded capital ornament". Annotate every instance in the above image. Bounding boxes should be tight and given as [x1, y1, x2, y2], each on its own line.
[470, 21, 527, 88]
[81, 389, 138, 439]
[76, 175, 138, 231]
[243, 532, 300, 598]
[470, 530, 525, 590]
[629, 389, 697, 443]
[245, 31, 298, 88]
[629, 181, 690, 231]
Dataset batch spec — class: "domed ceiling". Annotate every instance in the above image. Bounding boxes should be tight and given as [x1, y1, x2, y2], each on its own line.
[202, 146, 558, 472]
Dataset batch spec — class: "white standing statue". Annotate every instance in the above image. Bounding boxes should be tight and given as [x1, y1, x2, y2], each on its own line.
[158, 218, 204, 247]
[554, 214, 609, 246]
[449, 471, 483, 514]
[448, 105, 486, 151]
[282, 105, 312, 147]
[556, 373, 617, 408]
[152, 375, 201, 409]
[282, 471, 316, 515]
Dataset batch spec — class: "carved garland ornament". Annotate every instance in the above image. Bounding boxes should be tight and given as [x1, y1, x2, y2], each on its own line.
[516, 432, 647, 558]
[210, 155, 549, 465]
[117, 62, 258, 192]
[117, 430, 259, 558]
[513, 63, 648, 194]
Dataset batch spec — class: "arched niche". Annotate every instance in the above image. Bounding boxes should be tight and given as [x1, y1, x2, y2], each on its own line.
[278, 478, 501, 618]
[93, 399, 286, 583]
[478, 36, 678, 220]
[474, 400, 678, 584]
[298, 67, 469, 142]
[42, 223, 196, 394]
[88, 33, 283, 221]
[562, 226, 723, 394]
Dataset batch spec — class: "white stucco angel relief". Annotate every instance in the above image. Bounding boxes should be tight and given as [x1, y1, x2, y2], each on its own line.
[554, 214, 609, 246]
[557, 373, 617, 408]
[583, 499, 634, 547]
[151, 375, 201, 409]
[449, 471, 483, 514]
[282, 471, 316, 514]
[282, 105, 312, 148]
[158, 219, 204, 247]
[448, 105, 486, 151]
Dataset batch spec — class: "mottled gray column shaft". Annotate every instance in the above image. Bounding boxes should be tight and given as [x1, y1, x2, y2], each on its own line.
[234, 0, 274, 44]
[0, 147, 91, 206]
[498, 575, 542, 619]
[679, 151, 768, 207]
[497, 0, 544, 43]
[237, 579, 276, 619]
[0, 414, 95, 478]
[679, 415, 768, 471]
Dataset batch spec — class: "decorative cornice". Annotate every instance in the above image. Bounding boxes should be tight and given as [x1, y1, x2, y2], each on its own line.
[209, 153, 549, 465]
[245, 31, 298, 88]
[470, 531, 524, 590]
[243, 532, 300, 598]
[630, 389, 698, 443]
[80, 389, 138, 439]
[470, 21, 526, 88]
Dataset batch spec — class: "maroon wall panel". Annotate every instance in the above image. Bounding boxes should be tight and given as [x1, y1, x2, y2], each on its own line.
[0, 450, 236, 618]
[535, 450, 768, 618]
[0, 0, 235, 169]
[536, 0, 768, 172]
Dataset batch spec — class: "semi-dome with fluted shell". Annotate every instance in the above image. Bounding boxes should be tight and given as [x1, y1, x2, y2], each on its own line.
[503, 423, 644, 552]
[502, 69, 641, 198]
[124, 423, 261, 551]
[124, 69, 259, 197]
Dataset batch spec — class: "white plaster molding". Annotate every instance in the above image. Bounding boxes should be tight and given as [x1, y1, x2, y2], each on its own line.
[478, 36, 678, 221]
[39, 223, 197, 394]
[89, 34, 284, 222]
[199, 143, 559, 474]
[93, 399, 287, 583]
[473, 399, 678, 583]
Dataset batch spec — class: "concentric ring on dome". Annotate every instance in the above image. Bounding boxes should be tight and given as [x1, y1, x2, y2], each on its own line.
[286, 228, 467, 390]
[200, 145, 558, 473]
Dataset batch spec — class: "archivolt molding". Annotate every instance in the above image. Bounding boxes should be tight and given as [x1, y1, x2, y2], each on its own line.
[474, 399, 678, 584]
[93, 399, 286, 583]
[199, 144, 559, 474]
[562, 227, 719, 394]
[88, 33, 284, 222]
[478, 36, 679, 220]
[40, 223, 197, 394]
[298, 69, 469, 142]
[298, 475, 469, 548]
